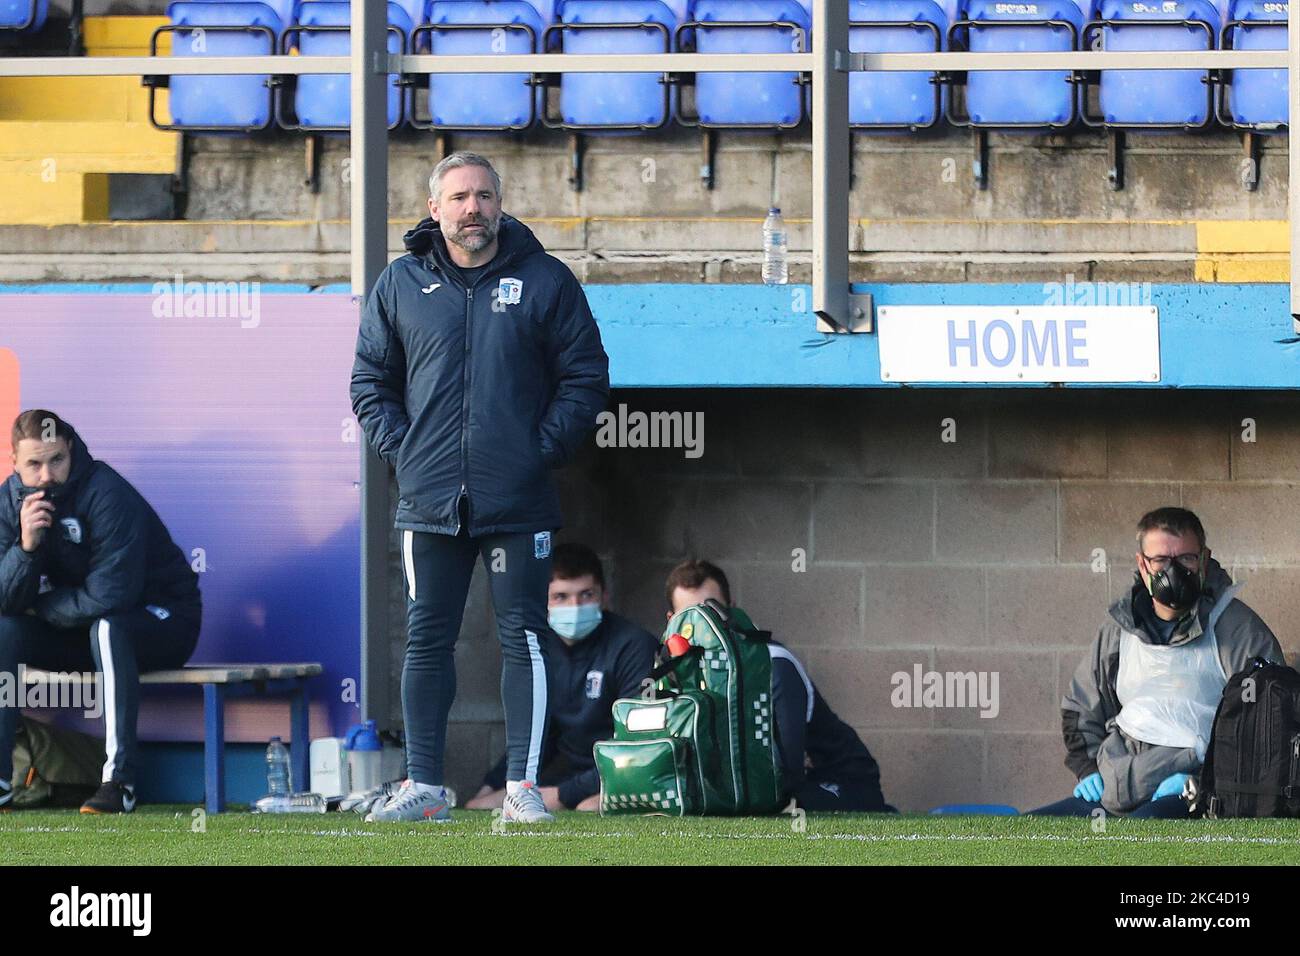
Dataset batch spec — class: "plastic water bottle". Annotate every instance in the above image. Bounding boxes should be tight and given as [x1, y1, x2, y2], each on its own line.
[253, 792, 326, 814]
[266, 736, 291, 797]
[762, 207, 788, 285]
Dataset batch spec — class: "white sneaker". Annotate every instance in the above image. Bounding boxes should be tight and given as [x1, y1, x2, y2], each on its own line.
[341, 780, 400, 815]
[501, 781, 555, 824]
[364, 779, 452, 822]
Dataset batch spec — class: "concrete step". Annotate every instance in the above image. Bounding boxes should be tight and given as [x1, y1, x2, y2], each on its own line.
[1194, 220, 1289, 282]
[0, 171, 109, 224]
[0, 217, 1280, 283]
[0, 120, 176, 224]
[0, 17, 177, 224]
[0, 218, 1217, 255]
[0, 77, 167, 123]
[0, 121, 175, 161]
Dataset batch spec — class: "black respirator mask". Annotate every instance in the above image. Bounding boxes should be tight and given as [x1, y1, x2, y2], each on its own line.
[1144, 555, 1204, 613]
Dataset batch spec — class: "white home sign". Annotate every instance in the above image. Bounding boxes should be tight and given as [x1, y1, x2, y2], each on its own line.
[876, 305, 1161, 383]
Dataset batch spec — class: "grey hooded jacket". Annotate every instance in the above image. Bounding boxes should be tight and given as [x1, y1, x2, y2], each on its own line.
[1061, 558, 1283, 814]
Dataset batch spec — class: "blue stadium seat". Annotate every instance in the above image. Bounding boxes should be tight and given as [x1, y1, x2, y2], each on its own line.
[190, 0, 297, 31]
[953, 0, 1087, 128]
[0, 0, 47, 32]
[546, 0, 679, 130]
[280, 1, 411, 131]
[1088, 0, 1220, 128]
[680, 0, 812, 128]
[155, 1, 284, 132]
[1218, 0, 1287, 130]
[415, 0, 545, 130]
[849, 0, 947, 130]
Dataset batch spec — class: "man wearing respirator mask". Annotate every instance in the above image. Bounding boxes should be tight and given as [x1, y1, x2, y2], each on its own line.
[466, 543, 656, 813]
[1029, 507, 1283, 818]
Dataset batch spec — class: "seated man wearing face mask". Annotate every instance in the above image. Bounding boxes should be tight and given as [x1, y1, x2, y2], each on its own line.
[1028, 507, 1284, 818]
[466, 543, 656, 813]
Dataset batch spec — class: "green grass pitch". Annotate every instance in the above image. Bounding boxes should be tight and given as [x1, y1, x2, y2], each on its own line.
[5, 806, 1300, 865]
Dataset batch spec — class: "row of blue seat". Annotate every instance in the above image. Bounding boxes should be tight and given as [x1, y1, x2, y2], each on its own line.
[148, 0, 1287, 134]
[2, 0, 1284, 133]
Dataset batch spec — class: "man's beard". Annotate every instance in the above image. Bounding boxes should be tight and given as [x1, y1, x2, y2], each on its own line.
[446, 216, 499, 253]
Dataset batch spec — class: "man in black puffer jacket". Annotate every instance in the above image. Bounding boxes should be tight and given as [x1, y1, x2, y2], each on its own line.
[351, 152, 609, 824]
[0, 410, 201, 814]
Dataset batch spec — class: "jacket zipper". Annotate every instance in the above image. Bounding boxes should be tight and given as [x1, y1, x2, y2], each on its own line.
[443, 244, 512, 537]
[457, 284, 473, 536]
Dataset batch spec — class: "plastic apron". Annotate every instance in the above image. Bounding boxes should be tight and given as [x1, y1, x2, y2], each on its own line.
[1114, 583, 1242, 762]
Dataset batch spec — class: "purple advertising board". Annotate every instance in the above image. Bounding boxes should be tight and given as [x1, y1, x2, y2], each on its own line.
[1, 291, 362, 743]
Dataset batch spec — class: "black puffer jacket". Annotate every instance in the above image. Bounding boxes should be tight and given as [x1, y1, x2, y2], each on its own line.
[0, 426, 201, 629]
[350, 214, 610, 535]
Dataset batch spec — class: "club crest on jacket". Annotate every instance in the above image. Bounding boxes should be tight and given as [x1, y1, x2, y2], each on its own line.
[59, 517, 82, 544]
[497, 277, 523, 306]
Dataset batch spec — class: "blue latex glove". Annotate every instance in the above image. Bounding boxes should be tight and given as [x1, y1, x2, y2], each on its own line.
[1073, 772, 1104, 803]
[1152, 772, 1191, 801]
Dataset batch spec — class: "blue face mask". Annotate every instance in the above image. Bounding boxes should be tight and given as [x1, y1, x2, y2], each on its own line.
[549, 603, 603, 641]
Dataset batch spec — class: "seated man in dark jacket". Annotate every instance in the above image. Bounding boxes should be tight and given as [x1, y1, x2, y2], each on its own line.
[665, 558, 894, 813]
[0, 410, 202, 813]
[466, 543, 656, 812]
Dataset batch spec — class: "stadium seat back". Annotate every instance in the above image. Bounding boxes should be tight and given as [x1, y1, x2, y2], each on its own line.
[962, 0, 1085, 127]
[849, 0, 947, 129]
[188, 0, 297, 31]
[290, 1, 410, 129]
[165, 1, 283, 130]
[556, 0, 679, 129]
[1222, 0, 1287, 128]
[0, 0, 48, 32]
[424, 0, 543, 128]
[1095, 0, 1220, 127]
[689, 0, 811, 127]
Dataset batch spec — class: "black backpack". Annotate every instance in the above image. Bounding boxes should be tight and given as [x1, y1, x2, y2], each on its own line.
[1198, 658, 1300, 819]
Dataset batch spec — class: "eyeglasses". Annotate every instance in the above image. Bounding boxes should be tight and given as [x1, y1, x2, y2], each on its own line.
[1141, 552, 1201, 572]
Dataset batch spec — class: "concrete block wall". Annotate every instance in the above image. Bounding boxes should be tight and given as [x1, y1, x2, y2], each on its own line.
[6, 127, 1281, 283]
[410, 388, 1300, 811]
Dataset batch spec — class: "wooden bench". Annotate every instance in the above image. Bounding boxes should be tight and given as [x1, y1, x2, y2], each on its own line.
[23, 662, 322, 813]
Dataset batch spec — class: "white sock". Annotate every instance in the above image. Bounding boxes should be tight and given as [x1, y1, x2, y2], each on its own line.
[506, 780, 524, 796]
[410, 781, 442, 795]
